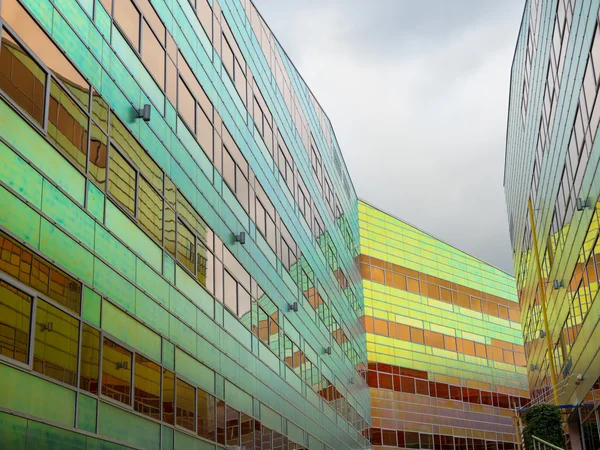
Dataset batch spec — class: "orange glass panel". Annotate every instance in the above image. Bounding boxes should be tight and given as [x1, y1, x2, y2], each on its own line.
[114, 0, 140, 49]
[407, 278, 420, 293]
[374, 318, 388, 336]
[371, 266, 385, 284]
[392, 273, 407, 290]
[475, 343, 487, 358]
[411, 328, 424, 344]
[444, 336, 457, 351]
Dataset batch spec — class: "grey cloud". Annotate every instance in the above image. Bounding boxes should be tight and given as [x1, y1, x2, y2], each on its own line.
[254, 0, 524, 273]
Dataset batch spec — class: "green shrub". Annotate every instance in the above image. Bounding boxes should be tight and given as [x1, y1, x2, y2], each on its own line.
[523, 404, 565, 449]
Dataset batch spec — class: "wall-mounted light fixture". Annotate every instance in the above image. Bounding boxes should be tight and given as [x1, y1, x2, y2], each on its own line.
[530, 364, 537, 371]
[137, 104, 151, 122]
[576, 198, 591, 211]
[288, 302, 299, 312]
[324, 346, 332, 355]
[40, 322, 53, 332]
[553, 280, 564, 289]
[116, 361, 129, 370]
[234, 232, 246, 245]
[539, 330, 546, 338]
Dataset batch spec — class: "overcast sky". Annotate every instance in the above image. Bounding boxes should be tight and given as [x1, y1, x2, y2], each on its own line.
[253, 0, 524, 274]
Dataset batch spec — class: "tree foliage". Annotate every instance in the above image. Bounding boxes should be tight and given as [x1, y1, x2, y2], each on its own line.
[523, 404, 565, 449]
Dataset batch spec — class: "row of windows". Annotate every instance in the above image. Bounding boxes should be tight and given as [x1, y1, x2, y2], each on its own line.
[364, 316, 526, 367]
[0, 0, 368, 381]
[0, 272, 317, 450]
[359, 255, 520, 322]
[368, 429, 517, 450]
[366, 364, 528, 409]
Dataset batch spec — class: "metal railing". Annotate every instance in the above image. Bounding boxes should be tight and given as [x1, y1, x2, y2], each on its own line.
[532, 435, 564, 450]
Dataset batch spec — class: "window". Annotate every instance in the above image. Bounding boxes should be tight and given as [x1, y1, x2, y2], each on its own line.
[216, 399, 226, 444]
[0, 279, 32, 364]
[277, 141, 294, 194]
[108, 146, 136, 215]
[102, 337, 132, 406]
[141, 21, 165, 87]
[176, 378, 195, 431]
[226, 406, 240, 446]
[47, 78, 88, 171]
[89, 124, 108, 188]
[197, 389, 216, 440]
[114, 0, 141, 49]
[33, 299, 79, 386]
[80, 324, 100, 394]
[138, 177, 163, 244]
[241, 413, 253, 448]
[222, 144, 250, 212]
[178, 77, 196, 130]
[134, 354, 161, 419]
[162, 369, 175, 425]
[177, 220, 195, 273]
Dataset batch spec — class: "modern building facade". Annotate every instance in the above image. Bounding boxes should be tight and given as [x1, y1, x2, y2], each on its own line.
[358, 201, 529, 449]
[505, 0, 600, 446]
[0, 0, 370, 449]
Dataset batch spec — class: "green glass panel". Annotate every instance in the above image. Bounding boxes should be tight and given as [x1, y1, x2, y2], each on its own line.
[102, 300, 161, 362]
[169, 315, 196, 355]
[94, 0, 111, 40]
[0, 141, 43, 207]
[174, 266, 213, 316]
[0, 185, 41, 248]
[163, 252, 175, 284]
[137, 261, 169, 306]
[175, 347, 214, 393]
[173, 430, 214, 450]
[94, 224, 136, 281]
[83, 286, 101, 326]
[135, 290, 169, 335]
[42, 180, 95, 249]
[97, 401, 160, 450]
[162, 339, 175, 371]
[87, 182, 105, 222]
[0, 363, 75, 426]
[40, 219, 94, 284]
[25, 420, 86, 450]
[0, 99, 85, 204]
[93, 259, 135, 312]
[0, 411, 27, 450]
[225, 380, 252, 415]
[169, 287, 197, 329]
[261, 405, 282, 433]
[77, 394, 97, 433]
[161, 425, 174, 450]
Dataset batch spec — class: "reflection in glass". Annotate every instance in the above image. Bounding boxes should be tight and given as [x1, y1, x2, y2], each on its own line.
[0, 279, 32, 364]
[197, 388, 216, 440]
[177, 220, 195, 273]
[108, 146, 136, 215]
[80, 324, 100, 394]
[134, 353, 161, 419]
[138, 177, 163, 244]
[102, 337, 132, 405]
[164, 206, 176, 257]
[226, 405, 240, 446]
[162, 369, 175, 425]
[176, 378, 195, 431]
[0, 31, 45, 126]
[89, 124, 108, 188]
[47, 78, 88, 171]
[33, 299, 79, 386]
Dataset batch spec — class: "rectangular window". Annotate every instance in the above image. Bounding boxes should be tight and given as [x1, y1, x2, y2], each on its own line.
[47, 78, 88, 171]
[177, 220, 196, 273]
[89, 124, 108, 188]
[241, 413, 253, 448]
[162, 369, 175, 425]
[178, 77, 196, 131]
[102, 337, 132, 406]
[134, 353, 161, 419]
[216, 399, 226, 445]
[141, 21, 165, 87]
[33, 299, 79, 386]
[138, 177, 163, 244]
[114, 0, 141, 49]
[197, 389, 216, 440]
[108, 146, 136, 215]
[226, 406, 240, 446]
[79, 324, 100, 394]
[0, 31, 45, 126]
[0, 279, 32, 365]
[176, 378, 195, 431]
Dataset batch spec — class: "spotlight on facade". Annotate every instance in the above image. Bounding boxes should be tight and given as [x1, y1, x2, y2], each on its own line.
[234, 232, 246, 245]
[576, 198, 591, 211]
[530, 364, 537, 371]
[288, 302, 299, 312]
[539, 330, 546, 338]
[137, 104, 151, 122]
[553, 280, 564, 289]
[324, 346, 332, 355]
[575, 373, 584, 385]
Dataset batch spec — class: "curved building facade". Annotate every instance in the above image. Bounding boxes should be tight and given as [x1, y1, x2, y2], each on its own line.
[505, 0, 600, 447]
[0, 0, 369, 448]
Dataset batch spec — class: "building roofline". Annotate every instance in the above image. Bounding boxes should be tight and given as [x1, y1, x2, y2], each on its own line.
[358, 198, 514, 278]
[503, 0, 528, 188]
[247, 0, 359, 200]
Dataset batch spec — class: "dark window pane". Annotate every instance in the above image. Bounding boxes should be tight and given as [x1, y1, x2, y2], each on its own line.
[0, 279, 32, 364]
[382, 429, 397, 446]
[162, 369, 175, 425]
[102, 337, 132, 405]
[226, 406, 240, 446]
[33, 299, 78, 386]
[80, 324, 100, 394]
[47, 78, 88, 171]
[216, 399, 225, 445]
[176, 378, 195, 431]
[262, 425, 272, 450]
[241, 413, 253, 448]
[421, 433, 434, 449]
[0, 31, 45, 125]
[406, 431, 420, 449]
[134, 353, 160, 419]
